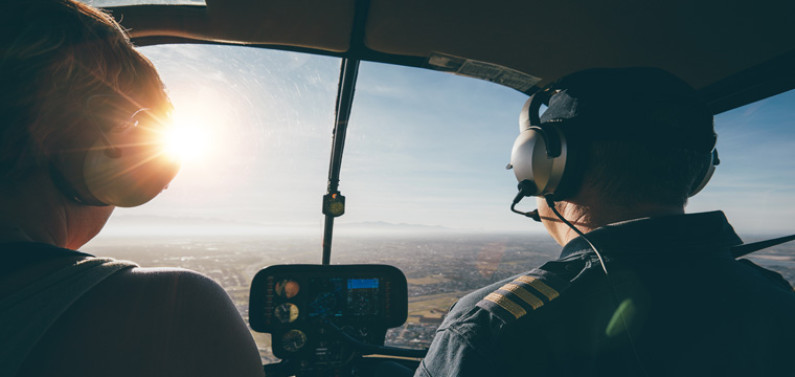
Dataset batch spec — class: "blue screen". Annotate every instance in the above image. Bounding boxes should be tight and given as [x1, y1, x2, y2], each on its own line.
[347, 278, 379, 289]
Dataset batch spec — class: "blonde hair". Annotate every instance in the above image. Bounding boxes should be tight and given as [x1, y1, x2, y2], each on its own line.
[0, 0, 169, 180]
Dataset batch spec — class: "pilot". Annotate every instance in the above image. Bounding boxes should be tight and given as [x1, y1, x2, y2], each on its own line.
[0, 1, 264, 376]
[416, 68, 795, 376]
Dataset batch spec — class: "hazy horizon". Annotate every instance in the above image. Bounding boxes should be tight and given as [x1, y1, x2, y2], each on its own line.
[96, 205, 795, 239]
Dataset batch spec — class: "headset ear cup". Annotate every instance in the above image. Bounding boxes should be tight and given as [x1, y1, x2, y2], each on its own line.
[50, 148, 108, 206]
[688, 149, 719, 197]
[83, 127, 180, 207]
[510, 127, 568, 197]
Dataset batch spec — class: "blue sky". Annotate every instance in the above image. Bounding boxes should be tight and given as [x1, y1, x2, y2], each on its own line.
[689, 89, 795, 234]
[96, 44, 795, 239]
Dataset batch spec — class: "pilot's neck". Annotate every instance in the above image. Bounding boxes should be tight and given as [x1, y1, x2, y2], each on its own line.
[540, 198, 684, 246]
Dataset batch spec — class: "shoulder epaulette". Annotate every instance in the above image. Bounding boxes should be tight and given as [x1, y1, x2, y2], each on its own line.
[476, 265, 574, 323]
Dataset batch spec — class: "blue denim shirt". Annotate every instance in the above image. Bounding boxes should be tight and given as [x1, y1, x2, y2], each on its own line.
[416, 212, 795, 377]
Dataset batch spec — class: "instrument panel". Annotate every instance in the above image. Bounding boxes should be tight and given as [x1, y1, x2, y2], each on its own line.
[249, 264, 408, 367]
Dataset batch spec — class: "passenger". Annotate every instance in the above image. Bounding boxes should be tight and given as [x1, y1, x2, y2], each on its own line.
[0, 1, 264, 376]
[416, 68, 795, 376]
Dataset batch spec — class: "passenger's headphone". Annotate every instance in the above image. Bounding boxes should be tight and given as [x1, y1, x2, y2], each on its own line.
[509, 88, 719, 202]
[50, 108, 180, 207]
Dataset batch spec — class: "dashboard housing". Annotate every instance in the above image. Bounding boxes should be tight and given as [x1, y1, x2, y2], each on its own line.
[249, 264, 408, 363]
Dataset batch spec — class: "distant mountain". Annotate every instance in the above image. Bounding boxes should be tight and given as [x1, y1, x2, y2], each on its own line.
[334, 221, 450, 234]
[99, 215, 461, 238]
[100, 215, 315, 237]
[108, 214, 264, 228]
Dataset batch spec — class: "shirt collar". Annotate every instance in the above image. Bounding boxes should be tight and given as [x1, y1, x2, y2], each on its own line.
[559, 211, 742, 259]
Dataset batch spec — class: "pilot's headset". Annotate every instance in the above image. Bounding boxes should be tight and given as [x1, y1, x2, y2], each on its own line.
[49, 98, 181, 208]
[508, 76, 719, 221]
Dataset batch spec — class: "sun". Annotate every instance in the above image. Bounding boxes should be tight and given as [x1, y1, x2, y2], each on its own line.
[162, 111, 212, 163]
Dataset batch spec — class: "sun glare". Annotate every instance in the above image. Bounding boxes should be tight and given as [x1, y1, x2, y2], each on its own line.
[163, 111, 212, 163]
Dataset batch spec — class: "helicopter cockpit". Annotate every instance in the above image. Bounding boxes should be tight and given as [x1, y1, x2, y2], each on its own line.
[44, 0, 795, 375]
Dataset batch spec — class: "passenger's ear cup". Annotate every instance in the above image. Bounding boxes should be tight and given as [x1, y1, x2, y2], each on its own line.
[81, 123, 180, 207]
[51, 111, 180, 207]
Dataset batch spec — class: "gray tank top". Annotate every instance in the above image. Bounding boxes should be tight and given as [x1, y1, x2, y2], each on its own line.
[0, 255, 136, 376]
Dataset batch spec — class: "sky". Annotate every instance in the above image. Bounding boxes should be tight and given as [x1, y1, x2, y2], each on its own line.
[96, 44, 795, 240]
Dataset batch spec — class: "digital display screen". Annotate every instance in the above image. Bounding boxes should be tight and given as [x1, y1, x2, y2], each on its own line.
[348, 278, 379, 289]
[302, 277, 381, 319]
[347, 278, 379, 317]
[308, 278, 345, 318]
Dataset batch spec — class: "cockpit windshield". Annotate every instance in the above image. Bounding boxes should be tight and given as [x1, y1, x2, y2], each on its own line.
[84, 43, 795, 363]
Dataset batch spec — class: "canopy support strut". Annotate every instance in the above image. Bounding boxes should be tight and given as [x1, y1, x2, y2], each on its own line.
[322, 58, 360, 265]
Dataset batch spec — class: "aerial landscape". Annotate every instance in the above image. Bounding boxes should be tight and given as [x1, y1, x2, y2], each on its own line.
[84, 231, 795, 364]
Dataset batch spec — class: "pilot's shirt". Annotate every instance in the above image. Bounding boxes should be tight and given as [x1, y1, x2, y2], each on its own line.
[415, 211, 795, 377]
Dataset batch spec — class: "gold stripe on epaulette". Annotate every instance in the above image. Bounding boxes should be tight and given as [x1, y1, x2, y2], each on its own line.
[503, 283, 543, 310]
[515, 275, 560, 300]
[484, 292, 526, 319]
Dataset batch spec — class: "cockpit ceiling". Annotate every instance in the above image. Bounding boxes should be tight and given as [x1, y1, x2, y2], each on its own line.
[109, 0, 795, 111]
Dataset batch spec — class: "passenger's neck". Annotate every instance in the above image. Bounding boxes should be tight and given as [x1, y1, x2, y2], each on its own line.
[0, 175, 69, 247]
